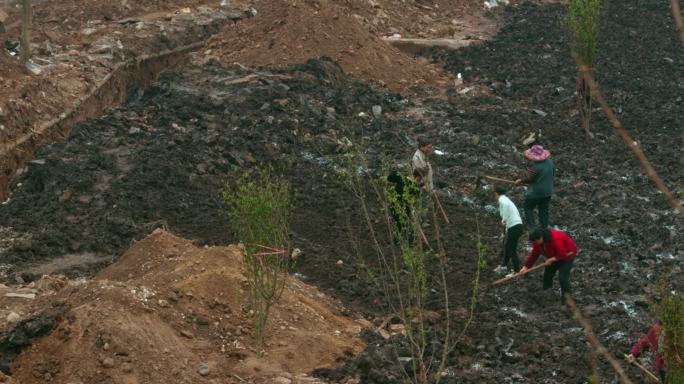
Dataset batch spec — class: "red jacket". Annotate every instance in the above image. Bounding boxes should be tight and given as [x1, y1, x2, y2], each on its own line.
[631, 323, 665, 372]
[524, 230, 577, 268]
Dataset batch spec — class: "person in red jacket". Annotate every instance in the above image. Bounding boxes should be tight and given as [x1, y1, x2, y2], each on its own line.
[519, 228, 577, 300]
[627, 321, 683, 382]
[626, 321, 666, 382]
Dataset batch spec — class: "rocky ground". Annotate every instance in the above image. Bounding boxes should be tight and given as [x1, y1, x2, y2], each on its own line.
[0, 0, 682, 383]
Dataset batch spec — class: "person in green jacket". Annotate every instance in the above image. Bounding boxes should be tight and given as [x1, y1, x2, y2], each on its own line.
[514, 144, 554, 229]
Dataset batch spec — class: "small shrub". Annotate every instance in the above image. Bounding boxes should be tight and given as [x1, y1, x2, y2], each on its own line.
[223, 169, 291, 347]
[653, 276, 684, 383]
[567, 0, 603, 134]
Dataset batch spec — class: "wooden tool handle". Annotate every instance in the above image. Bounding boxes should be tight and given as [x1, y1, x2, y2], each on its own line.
[485, 175, 516, 185]
[492, 262, 546, 286]
[624, 355, 661, 383]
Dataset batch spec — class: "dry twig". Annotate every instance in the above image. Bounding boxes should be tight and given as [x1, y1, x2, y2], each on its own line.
[576, 61, 684, 219]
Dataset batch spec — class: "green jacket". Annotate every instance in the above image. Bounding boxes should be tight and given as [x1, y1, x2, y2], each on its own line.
[524, 159, 554, 199]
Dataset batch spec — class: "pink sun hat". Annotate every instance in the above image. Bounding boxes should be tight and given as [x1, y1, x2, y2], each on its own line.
[524, 144, 551, 161]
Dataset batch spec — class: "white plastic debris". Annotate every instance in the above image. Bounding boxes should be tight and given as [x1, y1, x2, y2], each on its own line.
[484, 0, 508, 9]
[372, 105, 382, 118]
[25, 60, 43, 75]
[455, 72, 463, 87]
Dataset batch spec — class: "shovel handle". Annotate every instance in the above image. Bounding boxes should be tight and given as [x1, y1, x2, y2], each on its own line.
[624, 355, 661, 383]
[485, 175, 516, 185]
[432, 193, 450, 225]
[492, 262, 547, 286]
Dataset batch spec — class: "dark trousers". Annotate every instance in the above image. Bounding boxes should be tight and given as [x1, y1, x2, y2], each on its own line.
[501, 224, 523, 271]
[543, 259, 573, 297]
[524, 196, 551, 229]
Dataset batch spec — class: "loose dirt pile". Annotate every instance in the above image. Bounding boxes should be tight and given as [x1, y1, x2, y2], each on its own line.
[334, 0, 496, 40]
[203, 0, 450, 91]
[1, 229, 364, 383]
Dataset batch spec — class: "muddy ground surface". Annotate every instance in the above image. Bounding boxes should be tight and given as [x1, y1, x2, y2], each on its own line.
[0, 0, 682, 383]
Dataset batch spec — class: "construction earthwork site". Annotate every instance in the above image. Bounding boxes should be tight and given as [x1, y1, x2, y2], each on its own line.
[0, 0, 682, 383]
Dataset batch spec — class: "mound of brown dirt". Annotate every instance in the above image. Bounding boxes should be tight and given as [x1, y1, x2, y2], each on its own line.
[4, 230, 364, 383]
[205, 1, 450, 92]
[333, 0, 496, 40]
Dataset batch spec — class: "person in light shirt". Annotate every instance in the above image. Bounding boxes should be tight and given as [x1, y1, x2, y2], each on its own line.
[493, 185, 523, 276]
[411, 138, 434, 193]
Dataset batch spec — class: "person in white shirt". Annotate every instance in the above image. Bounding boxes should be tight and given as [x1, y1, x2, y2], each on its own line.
[494, 185, 524, 275]
[411, 139, 434, 193]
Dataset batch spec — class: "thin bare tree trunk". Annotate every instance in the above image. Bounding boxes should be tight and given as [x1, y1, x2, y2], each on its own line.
[20, 0, 31, 64]
[566, 297, 635, 384]
[575, 59, 684, 218]
[672, 0, 684, 46]
[577, 71, 595, 138]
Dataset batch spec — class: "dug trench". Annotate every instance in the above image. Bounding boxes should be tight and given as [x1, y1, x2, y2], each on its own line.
[0, 3, 255, 202]
[0, 1, 682, 384]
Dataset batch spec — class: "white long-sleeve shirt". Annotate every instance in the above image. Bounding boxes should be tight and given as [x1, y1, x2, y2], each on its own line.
[498, 195, 522, 229]
[411, 149, 434, 192]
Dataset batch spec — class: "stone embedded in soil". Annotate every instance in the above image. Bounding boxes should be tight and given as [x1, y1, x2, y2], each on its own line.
[6, 312, 20, 323]
[180, 330, 194, 339]
[197, 363, 210, 376]
[101, 357, 115, 368]
[77, 195, 93, 205]
[372, 105, 382, 118]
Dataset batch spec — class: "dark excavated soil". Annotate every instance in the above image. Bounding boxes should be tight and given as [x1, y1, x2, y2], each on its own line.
[0, 0, 682, 382]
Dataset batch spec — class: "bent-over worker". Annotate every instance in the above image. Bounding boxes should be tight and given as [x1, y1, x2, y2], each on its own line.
[626, 321, 682, 382]
[494, 185, 523, 275]
[520, 228, 577, 302]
